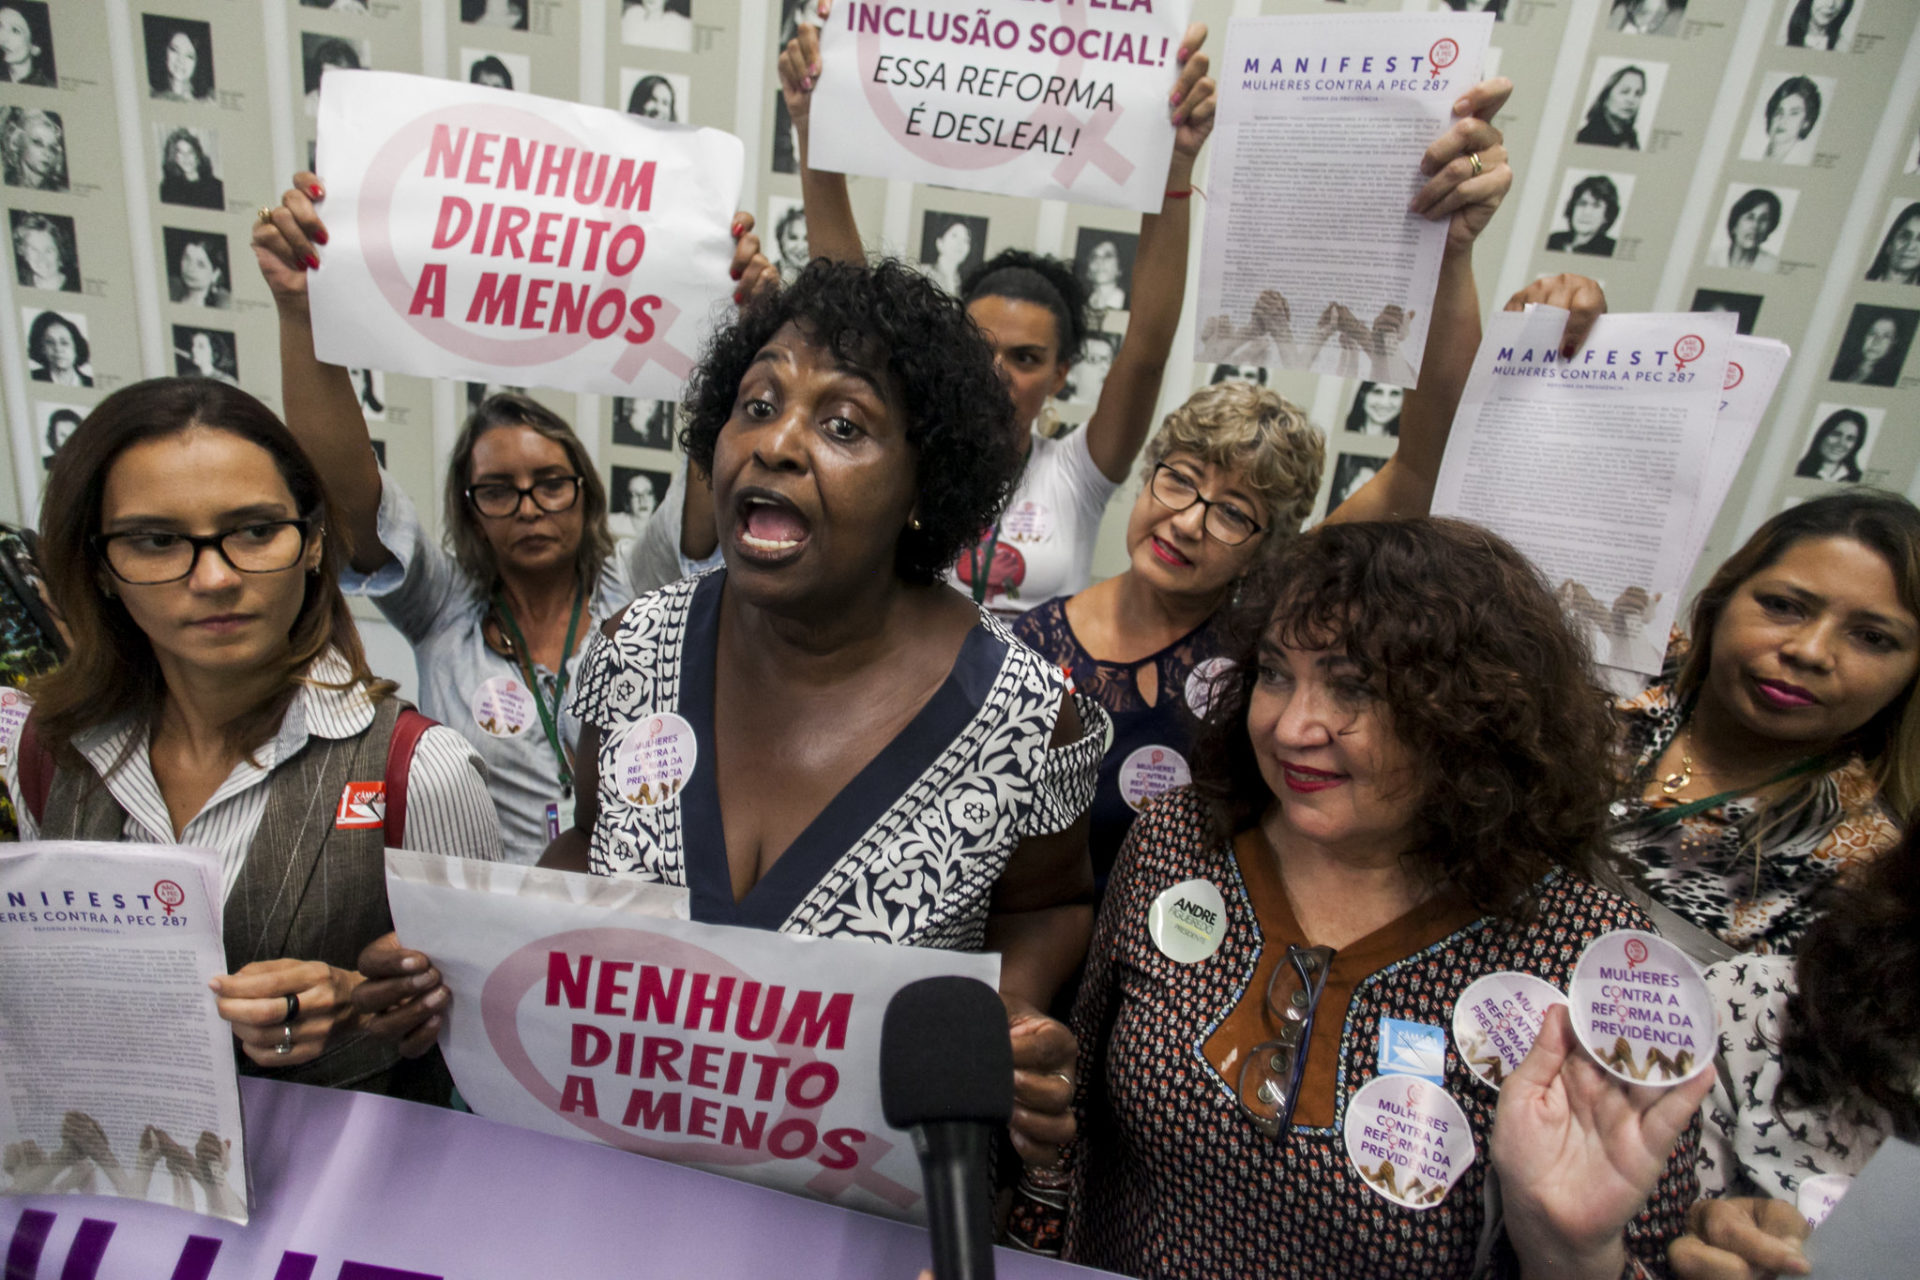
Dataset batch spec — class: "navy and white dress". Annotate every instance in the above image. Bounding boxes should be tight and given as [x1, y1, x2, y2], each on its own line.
[567, 571, 1107, 947]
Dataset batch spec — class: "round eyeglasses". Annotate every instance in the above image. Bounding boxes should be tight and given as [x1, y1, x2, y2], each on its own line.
[93, 518, 317, 585]
[1235, 943, 1334, 1138]
[466, 475, 583, 519]
[1148, 464, 1266, 546]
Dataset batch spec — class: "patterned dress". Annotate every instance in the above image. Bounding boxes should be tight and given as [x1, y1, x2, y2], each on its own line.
[1611, 675, 1898, 955]
[1065, 790, 1698, 1279]
[566, 570, 1106, 946]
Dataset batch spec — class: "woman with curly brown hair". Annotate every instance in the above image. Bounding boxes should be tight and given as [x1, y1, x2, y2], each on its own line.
[1058, 518, 1706, 1278]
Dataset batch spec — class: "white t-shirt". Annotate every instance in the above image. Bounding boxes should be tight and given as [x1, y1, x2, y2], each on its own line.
[946, 428, 1119, 617]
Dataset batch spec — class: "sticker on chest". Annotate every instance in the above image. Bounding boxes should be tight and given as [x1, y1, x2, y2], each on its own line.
[609, 712, 698, 808]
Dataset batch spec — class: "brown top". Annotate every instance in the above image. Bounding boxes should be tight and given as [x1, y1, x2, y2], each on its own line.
[1203, 826, 1480, 1127]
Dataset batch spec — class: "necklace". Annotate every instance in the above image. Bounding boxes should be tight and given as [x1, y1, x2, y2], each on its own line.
[1660, 729, 1694, 795]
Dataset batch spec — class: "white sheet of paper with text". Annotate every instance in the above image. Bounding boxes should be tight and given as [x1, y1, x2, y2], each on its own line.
[1197, 12, 1492, 384]
[1431, 309, 1737, 677]
[1678, 335, 1791, 582]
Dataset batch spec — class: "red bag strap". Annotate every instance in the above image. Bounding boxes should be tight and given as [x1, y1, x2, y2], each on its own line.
[18, 712, 51, 827]
[383, 708, 434, 849]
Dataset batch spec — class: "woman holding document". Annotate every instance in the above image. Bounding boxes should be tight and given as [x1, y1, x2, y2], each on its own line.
[777, 8, 1218, 616]
[252, 189, 776, 863]
[6, 377, 501, 1098]
[1609, 492, 1920, 959]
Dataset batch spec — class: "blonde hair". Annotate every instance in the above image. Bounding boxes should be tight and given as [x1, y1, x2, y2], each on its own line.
[1147, 382, 1325, 535]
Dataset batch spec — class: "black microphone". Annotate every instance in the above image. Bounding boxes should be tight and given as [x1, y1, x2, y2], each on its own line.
[881, 976, 1013, 1280]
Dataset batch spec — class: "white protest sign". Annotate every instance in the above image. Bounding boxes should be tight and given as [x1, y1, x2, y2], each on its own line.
[385, 851, 1001, 1224]
[1198, 13, 1492, 383]
[309, 70, 743, 398]
[1569, 929, 1715, 1087]
[808, 0, 1193, 212]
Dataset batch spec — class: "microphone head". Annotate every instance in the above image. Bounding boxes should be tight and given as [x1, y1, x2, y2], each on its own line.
[880, 976, 1014, 1129]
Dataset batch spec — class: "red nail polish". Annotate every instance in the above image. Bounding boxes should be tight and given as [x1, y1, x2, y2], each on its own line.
[733, 289, 745, 304]
[308, 185, 323, 199]
[730, 263, 744, 280]
[307, 255, 320, 270]
[1177, 47, 1189, 61]
[730, 219, 745, 238]
[314, 229, 329, 246]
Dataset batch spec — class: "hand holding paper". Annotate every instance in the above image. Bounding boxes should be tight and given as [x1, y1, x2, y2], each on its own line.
[210, 956, 361, 1067]
[1505, 272, 1609, 357]
[1007, 1005, 1076, 1168]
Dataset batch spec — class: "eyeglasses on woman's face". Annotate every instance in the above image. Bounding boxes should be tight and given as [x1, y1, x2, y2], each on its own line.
[1150, 462, 1265, 546]
[94, 517, 317, 585]
[466, 474, 583, 519]
[1236, 944, 1334, 1137]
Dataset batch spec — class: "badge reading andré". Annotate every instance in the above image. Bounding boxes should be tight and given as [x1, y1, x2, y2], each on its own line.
[1147, 879, 1226, 964]
[610, 712, 698, 808]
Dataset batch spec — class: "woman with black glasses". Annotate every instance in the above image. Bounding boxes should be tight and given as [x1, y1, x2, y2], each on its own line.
[253, 174, 776, 862]
[7, 378, 499, 1097]
[1057, 520, 1708, 1278]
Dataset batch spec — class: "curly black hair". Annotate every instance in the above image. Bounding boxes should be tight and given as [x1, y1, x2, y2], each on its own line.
[1190, 518, 1622, 921]
[679, 258, 1021, 585]
[961, 247, 1090, 369]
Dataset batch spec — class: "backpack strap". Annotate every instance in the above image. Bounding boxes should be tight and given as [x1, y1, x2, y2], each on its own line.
[383, 708, 434, 849]
[18, 713, 52, 827]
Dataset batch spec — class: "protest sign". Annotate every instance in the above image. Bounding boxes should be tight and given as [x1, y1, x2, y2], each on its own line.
[1431, 308, 1736, 676]
[807, 0, 1193, 212]
[384, 850, 1001, 1223]
[1197, 12, 1492, 383]
[307, 70, 743, 399]
[0, 842, 245, 1222]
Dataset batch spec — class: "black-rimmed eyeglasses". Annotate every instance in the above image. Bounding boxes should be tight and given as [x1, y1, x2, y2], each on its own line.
[1149, 464, 1265, 546]
[466, 475, 583, 519]
[93, 518, 318, 585]
[1235, 943, 1334, 1138]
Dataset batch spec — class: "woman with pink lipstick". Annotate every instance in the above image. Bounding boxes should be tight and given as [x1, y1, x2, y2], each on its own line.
[1611, 491, 1920, 959]
[1060, 519, 1704, 1278]
[544, 259, 1107, 1172]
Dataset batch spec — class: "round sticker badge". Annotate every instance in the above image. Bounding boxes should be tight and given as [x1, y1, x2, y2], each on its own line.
[611, 712, 698, 808]
[1343, 1074, 1476, 1210]
[1183, 658, 1237, 721]
[1146, 878, 1226, 964]
[471, 676, 535, 738]
[1118, 745, 1191, 812]
[1570, 929, 1716, 1086]
[0, 687, 31, 769]
[1796, 1172, 1851, 1228]
[998, 500, 1054, 546]
[1452, 973, 1567, 1089]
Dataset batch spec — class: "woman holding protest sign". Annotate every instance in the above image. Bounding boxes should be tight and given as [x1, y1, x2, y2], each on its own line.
[5, 377, 501, 1098]
[253, 178, 776, 864]
[779, 7, 1217, 616]
[539, 258, 1105, 1170]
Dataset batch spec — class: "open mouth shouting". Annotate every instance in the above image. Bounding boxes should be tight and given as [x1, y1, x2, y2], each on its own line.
[734, 488, 812, 565]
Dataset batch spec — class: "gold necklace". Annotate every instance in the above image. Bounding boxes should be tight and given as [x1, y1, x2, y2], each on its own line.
[1659, 729, 1694, 796]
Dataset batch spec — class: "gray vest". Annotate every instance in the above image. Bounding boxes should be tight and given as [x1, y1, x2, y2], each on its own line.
[43, 699, 407, 1092]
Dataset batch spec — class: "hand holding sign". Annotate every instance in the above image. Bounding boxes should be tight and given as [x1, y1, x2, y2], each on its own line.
[1410, 77, 1513, 254]
[1491, 1003, 1713, 1280]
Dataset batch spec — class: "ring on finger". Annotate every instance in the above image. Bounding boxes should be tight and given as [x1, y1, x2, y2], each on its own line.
[274, 1024, 293, 1055]
[256, 205, 276, 225]
[1468, 152, 1483, 177]
[1050, 1071, 1074, 1090]
[284, 992, 301, 1023]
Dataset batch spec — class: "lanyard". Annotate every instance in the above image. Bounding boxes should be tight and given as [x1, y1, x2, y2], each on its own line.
[968, 523, 1002, 606]
[494, 584, 585, 792]
[1620, 713, 1830, 836]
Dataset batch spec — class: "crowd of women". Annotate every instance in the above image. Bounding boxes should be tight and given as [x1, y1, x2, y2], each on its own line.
[4, 9, 1917, 1279]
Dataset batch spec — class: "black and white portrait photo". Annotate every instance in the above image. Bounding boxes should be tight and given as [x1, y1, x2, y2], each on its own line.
[142, 14, 215, 103]
[1779, 0, 1858, 52]
[1576, 59, 1666, 149]
[1329, 453, 1389, 509]
[464, 49, 526, 93]
[1866, 201, 1920, 286]
[767, 196, 807, 284]
[36, 401, 83, 468]
[771, 95, 798, 176]
[1793, 405, 1878, 483]
[10, 209, 76, 293]
[1740, 72, 1831, 166]
[918, 211, 987, 297]
[303, 33, 367, 116]
[1344, 382, 1402, 438]
[0, 2, 56, 87]
[621, 68, 690, 123]
[1547, 171, 1631, 258]
[1073, 228, 1138, 314]
[156, 124, 223, 209]
[1829, 305, 1916, 388]
[621, 0, 693, 51]
[173, 325, 238, 384]
[1690, 288, 1763, 336]
[462, 0, 528, 30]
[349, 368, 386, 421]
[612, 398, 677, 450]
[1208, 363, 1267, 386]
[1, 107, 66, 191]
[163, 228, 231, 309]
[1706, 185, 1795, 273]
[24, 308, 91, 387]
[466, 381, 526, 413]
[610, 465, 671, 537]
[1607, 0, 1687, 36]
[1057, 331, 1120, 405]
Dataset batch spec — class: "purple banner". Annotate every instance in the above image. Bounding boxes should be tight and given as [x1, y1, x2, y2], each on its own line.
[2, 1078, 1112, 1279]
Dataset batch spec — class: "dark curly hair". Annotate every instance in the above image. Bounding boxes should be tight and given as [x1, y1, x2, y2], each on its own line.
[961, 248, 1090, 369]
[1778, 820, 1920, 1140]
[679, 258, 1021, 585]
[1191, 519, 1621, 920]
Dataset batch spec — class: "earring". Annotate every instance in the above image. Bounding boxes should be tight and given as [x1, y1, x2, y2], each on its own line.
[909, 515, 923, 531]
